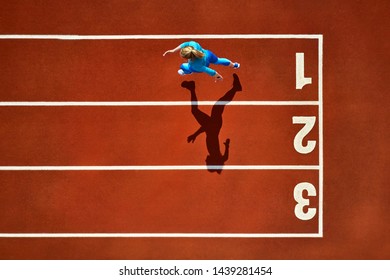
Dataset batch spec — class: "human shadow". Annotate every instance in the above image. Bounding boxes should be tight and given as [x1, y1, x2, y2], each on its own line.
[181, 74, 242, 174]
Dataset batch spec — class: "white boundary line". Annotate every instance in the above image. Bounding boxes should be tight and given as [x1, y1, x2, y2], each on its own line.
[0, 233, 322, 238]
[0, 165, 320, 171]
[318, 35, 324, 237]
[0, 34, 322, 40]
[0, 34, 323, 238]
[0, 101, 319, 106]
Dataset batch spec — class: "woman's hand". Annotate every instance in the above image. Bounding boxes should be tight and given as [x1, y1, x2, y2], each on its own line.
[163, 49, 175, 56]
[214, 72, 223, 82]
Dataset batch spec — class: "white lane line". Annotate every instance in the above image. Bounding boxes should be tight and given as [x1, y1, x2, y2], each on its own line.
[0, 165, 320, 171]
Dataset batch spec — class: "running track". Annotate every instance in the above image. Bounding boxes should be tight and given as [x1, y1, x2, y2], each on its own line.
[0, 35, 321, 238]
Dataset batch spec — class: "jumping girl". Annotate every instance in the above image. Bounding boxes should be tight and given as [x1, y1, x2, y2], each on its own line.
[163, 41, 240, 82]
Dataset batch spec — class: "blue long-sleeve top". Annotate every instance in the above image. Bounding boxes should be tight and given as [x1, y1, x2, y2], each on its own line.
[180, 41, 216, 76]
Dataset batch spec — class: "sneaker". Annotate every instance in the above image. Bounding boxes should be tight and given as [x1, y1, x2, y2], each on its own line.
[233, 62, 240, 69]
[178, 69, 193, 76]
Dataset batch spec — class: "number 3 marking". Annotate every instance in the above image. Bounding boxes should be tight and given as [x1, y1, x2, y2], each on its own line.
[294, 182, 317, 220]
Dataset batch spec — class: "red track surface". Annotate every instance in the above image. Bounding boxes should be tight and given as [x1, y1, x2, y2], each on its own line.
[0, 1, 388, 259]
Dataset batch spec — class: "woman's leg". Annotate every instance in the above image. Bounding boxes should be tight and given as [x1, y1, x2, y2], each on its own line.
[206, 50, 233, 67]
[179, 63, 193, 74]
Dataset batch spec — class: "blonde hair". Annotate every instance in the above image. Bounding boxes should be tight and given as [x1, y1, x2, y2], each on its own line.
[180, 46, 205, 59]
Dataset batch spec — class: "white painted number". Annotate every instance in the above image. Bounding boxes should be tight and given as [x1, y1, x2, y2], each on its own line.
[294, 182, 317, 220]
[292, 116, 316, 154]
[296, 53, 312, 89]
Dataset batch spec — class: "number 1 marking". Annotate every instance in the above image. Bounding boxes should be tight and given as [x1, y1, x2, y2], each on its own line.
[296, 53, 312, 89]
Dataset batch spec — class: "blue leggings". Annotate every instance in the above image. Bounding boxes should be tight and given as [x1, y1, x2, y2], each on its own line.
[180, 50, 231, 74]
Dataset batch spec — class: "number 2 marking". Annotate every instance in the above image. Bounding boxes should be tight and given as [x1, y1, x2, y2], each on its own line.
[293, 116, 317, 154]
[294, 182, 317, 220]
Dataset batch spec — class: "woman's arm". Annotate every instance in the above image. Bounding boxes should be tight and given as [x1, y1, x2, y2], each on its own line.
[201, 66, 223, 82]
[163, 45, 182, 56]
